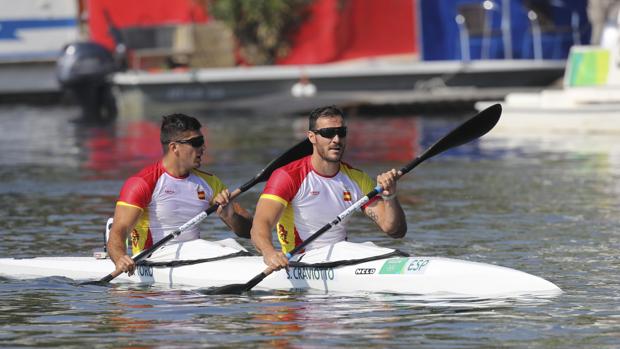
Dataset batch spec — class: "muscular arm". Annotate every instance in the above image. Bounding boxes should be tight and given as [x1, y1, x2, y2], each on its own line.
[364, 197, 407, 238]
[107, 204, 142, 276]
[214, 189, 253, 239]
[250, 197, 289, 271]
[364, 169, 407, 238]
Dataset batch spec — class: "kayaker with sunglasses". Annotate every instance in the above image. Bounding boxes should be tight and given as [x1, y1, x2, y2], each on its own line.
[107, 113, 253, 277]
[251, 105, 407, 272]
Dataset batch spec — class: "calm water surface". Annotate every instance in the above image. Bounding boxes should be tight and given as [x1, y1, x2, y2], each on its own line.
[0, 105, 618, 348]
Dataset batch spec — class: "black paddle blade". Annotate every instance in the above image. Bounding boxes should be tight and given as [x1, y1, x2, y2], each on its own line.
[77, 279, 111, 287]
[242, 138, 312, 191]
[79, 272, 116, 286]
[204, 272, 269, 295]
[202, 283, 248, 295]
[79, 279, 112, 286]
[421, 103, 501, 161]
[401, 103, 502, 175]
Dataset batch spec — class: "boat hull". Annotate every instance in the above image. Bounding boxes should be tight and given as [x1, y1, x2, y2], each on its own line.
[0, 254, 561, 298]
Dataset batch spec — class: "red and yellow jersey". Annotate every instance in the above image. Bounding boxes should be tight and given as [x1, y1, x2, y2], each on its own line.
[117, 160, 226, 255]
[261, 155, 375, 253]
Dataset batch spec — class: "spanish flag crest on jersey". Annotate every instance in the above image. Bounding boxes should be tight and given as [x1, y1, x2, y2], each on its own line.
[197, 187, 206, 200]
[343, 190, 352, 202]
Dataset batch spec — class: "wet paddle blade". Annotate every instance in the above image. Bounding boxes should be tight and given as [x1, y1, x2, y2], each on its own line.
[204, 272, 269, 295]
[241, 139, 312, 191]
[79, 279, 112, 286]
[400, 103, 502, 175]
[418, 103, 501, 163]
[79, 272, 116, 286]
[78, 280, 110, 286]
[202, 283, 248, 295]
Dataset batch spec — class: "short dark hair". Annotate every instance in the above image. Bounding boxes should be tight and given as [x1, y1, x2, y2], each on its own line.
[308, 105, 345, 130]
[160, 113, 202, 144]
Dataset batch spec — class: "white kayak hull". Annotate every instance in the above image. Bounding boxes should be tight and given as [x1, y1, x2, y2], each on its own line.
[0, 240, 562, 298]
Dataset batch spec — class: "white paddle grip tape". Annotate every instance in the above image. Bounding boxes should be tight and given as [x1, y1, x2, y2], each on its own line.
[337, 196, 370, 221]
[177, 211, 209, 234]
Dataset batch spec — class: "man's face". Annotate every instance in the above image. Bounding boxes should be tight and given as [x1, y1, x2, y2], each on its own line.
[171, 130, 205, 169]
[309, 115, 347, 163]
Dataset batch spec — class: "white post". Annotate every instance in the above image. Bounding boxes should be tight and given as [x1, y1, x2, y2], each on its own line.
[571, 12, 581, 45]
[456, 14, 471, 62]
[501, 0, 512, 59]
[529, 10, 543, 61]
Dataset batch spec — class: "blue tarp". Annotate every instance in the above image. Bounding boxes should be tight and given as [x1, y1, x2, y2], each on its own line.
[418, 0, 591, 61]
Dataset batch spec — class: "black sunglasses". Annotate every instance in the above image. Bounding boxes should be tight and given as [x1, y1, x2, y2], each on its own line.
[311, 126, 347, 138]
[172, 136, 205, 148]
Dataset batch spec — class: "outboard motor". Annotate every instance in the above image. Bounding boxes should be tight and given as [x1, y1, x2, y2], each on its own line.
[56, 42, 118, 122]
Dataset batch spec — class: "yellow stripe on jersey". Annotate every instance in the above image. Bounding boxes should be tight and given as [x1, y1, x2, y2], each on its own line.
[116, 201, 144, 211]
[260, 193, 289, 207]
[193, 169, 227, 204]
[340, 163, 375, 194]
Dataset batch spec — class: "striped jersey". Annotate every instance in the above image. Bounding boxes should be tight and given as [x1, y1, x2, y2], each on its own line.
[117, 160, 226, 255]
[261, 155, 376, 252]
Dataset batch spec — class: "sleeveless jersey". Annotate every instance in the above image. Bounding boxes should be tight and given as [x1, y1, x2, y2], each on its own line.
[261, 155, 376, 252]
[117, 160, 226, 255]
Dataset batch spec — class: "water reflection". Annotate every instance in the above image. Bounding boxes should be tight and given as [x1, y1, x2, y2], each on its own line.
[0, 105, 487, 179]
[0, 276, 580, 347]
[0, 106, 81, 167]
[80, 121, 162, 177]
[193, 291, 560, 347]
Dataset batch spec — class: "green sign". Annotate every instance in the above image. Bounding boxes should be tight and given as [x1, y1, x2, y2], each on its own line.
[566, 48, 610, 87]
[379, 258, 409, 274]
